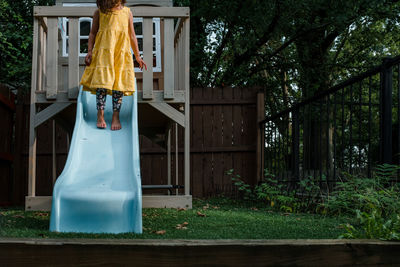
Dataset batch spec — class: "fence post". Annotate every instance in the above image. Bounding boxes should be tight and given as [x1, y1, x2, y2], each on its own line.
[380, 57, 393, 164]
[292, 107, 300, 182]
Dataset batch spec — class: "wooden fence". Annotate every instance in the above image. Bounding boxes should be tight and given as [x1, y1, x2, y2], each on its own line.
[0, 84, 15, 206]
[7, 86, 263, 205]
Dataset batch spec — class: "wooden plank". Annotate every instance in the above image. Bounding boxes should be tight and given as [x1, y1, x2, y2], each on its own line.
[142, 18, 153, 99]
[28, 19, 39, 198]
[183, 18, 190, 195]
[163, 18, 174, 99]
[221, 87, 234, 192]
[212, 87, 224, 191]
[0, 152, 13, 162]
[256, 91, 265, 183]
[2, 238, 400, 267]
[68, 17, 79, 99]
[34, 102, 71, 128]
[35, 90, 186, 103]
[148, 102, 185, 126]
[167, 122, 172, 189]
[191, 87, 204, 197]
[0, 92, 16, 111]
[45, 18, 58, 99]
[34, 6, 190, 18]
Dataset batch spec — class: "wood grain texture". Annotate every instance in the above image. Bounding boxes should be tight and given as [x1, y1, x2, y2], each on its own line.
[0, 239, 400, 267]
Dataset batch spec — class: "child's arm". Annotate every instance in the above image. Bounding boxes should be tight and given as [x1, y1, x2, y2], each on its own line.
[128, 9, 147, 70]
[85, 9, 100, 66]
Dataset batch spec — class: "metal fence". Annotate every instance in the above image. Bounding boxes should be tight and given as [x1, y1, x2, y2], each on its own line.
[259, 56, 400, 189]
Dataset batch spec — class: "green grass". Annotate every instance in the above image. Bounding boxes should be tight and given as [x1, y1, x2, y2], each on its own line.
[0, 197, 351, 239]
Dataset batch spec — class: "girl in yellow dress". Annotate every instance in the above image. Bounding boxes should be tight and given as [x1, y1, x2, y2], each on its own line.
[80, 0, 147, 130]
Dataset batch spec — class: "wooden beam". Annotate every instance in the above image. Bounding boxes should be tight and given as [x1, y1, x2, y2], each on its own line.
[45, 17, 58, 99]
[2, 238, 400, 266]
[163, 18, 174, 99]
[34, 102, 72, 128]
[68, 17, 79, 99]
[34, 6, 190, 18]
[28, 18, 39, 198]
[148, 102, 184, 126]
[183, 18, 190, 196]
[35, 90, 186, 103]
[25, 195, 192, 211]
[142, 18, 153, 99]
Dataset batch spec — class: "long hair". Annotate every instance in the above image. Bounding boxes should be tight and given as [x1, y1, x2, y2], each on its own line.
[96, 0, 126, 13]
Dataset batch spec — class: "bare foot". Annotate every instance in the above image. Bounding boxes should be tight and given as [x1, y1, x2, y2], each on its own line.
[111, 111, 122, 130]
[97, 110, 106, 129]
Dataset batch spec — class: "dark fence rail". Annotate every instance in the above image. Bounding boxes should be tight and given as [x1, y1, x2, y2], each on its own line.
[259, 56, 400, 189]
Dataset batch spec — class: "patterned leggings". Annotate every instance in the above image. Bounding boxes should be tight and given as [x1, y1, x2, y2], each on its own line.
[96, 88, 123, 112]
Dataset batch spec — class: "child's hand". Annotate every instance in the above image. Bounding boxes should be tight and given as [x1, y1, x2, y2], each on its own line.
[85, 51, 92, 66]
[136, 56, 147, 71]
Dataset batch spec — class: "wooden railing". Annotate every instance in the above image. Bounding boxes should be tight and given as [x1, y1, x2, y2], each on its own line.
[32, 6, 190, 102]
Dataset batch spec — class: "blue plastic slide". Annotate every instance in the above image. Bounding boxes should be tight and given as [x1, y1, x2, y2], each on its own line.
[49, 81, 142, 234]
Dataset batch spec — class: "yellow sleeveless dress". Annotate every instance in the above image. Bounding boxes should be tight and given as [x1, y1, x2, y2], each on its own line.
[80, 6, 135, 96]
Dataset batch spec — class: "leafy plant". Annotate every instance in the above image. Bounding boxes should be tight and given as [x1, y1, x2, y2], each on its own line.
[324, 164, 400, 216]
[339, 208, 400, 240]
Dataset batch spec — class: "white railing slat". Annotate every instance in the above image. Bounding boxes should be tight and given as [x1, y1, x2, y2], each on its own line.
[46, 17, 58, 99]
[164, 18, 174, 99]
[68, 17, 79, 98]
[142, 17, 153, 99]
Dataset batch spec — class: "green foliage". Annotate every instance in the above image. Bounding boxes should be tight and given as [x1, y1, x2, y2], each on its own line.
[324, 164, 400, 216]
[339, 209, 400, 240]
[226, 168, 325, 213]
[0, 0, 54, 90]
[228, 164, 400, 218]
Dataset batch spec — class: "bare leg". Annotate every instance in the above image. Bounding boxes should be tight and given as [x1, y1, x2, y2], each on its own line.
[111, 111, 121, 130]
[97, 110, 106, 128]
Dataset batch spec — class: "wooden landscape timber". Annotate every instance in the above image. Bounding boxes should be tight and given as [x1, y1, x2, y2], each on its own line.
[0, 238, 399, 266]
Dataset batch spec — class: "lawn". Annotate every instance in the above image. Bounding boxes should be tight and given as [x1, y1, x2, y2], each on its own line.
[0, 197, 351, 239]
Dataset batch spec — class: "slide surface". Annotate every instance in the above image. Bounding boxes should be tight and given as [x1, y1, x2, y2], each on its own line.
[49, 81, 142, 234]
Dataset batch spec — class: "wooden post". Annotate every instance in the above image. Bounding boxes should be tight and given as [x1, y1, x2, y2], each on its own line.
[45, 17, 58, 99]
[28, 18, 39, 198]
[163, 18, 174, 99]
[175, 122, 179, 195]
[167, 121, 172, 195]
[68, 17, 79, 98]
[256, 91, 265, 183]
[142, 18, 153, 99]
[183, 18, 190, 196]
[52, 119, 57, 185]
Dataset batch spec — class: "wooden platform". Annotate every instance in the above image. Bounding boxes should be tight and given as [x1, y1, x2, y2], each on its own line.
[25, 195, 192, 211]
[0, 238, 399, 266]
